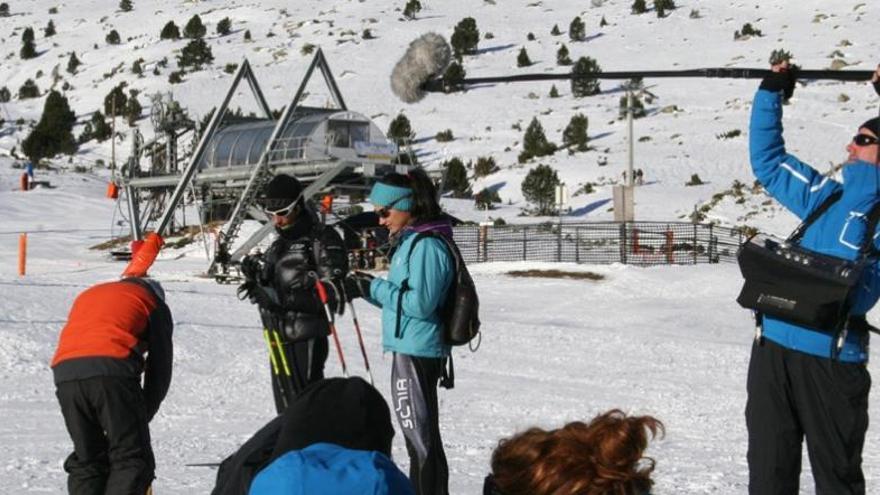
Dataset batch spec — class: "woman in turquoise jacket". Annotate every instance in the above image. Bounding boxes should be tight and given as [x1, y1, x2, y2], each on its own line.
[355, 168, 454, 495]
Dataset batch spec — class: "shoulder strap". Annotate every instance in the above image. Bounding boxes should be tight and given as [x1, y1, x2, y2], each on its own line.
[787, 190, 842, 244]
[860, 199, 880, 258]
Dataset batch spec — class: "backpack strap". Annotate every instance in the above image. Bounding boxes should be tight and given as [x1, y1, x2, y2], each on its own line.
[859, 199, 880, 259]
[394, 232, 452, 339]
[787, 190, 842, 244]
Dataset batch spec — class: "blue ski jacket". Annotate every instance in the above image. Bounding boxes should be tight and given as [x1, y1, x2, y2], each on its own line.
[749, 88, 880, 362]
[248, 442, 414, 495]
[367, 224, 454, 358]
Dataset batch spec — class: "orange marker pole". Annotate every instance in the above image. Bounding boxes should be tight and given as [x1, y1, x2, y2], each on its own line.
[18, 233, 27, 276]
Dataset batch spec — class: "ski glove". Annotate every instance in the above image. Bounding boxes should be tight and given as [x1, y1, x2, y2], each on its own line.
[239, 254, 263, 282]
[237, 281, 279, 311]
[760, 67, 797, 101]
[344, 271, 374, 301]
[319, 279, 346, 316]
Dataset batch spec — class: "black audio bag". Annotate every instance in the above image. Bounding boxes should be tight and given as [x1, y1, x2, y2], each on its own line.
[736, 190, 880, 331]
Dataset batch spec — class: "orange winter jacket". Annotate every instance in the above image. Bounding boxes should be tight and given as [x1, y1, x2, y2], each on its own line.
[51, 278, 173, 420]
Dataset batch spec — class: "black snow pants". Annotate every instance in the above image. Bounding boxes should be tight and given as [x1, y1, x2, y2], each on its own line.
[56, 376, 154, 495]
[746, 339, 870, 495]
[391, 352, 448, 495]
[269, 335, 329, 414]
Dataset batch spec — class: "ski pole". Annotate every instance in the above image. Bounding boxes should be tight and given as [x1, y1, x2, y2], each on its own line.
[264, 328, 290, 411]
[347, 300, 374, 385]
[315, 279, 349, 377]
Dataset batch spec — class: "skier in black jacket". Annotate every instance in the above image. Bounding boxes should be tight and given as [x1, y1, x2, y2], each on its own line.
[238, 174, 348, 413]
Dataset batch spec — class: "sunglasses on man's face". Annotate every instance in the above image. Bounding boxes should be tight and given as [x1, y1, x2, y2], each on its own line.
[261, 199, 299, 217]
[853, 134, 880, 147]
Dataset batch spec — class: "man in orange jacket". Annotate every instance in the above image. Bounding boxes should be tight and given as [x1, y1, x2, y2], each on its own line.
[51, 277, 173, 495]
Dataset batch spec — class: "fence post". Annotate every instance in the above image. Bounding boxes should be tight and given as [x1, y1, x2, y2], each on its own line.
[557, 225, 562, 262]
[480, 224, 489, 263]
[693, 223, 698, 264]
[575, 227, 580, 263]
[665, 228, 674, 264]
[522, 227, 527, 261]
[18, 233, 27, 276]
[619, 222, 628, 264]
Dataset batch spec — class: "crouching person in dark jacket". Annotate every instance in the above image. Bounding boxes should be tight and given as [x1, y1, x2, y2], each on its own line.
[51, 277, 173, 495]
[213, 377, 413, 495]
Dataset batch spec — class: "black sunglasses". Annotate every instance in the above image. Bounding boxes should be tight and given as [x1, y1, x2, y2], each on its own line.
[853, 134, 880, 147]
[375, 195, 412, 219]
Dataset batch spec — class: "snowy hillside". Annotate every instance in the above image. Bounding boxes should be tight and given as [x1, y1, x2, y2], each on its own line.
[2, 0, 880, 493]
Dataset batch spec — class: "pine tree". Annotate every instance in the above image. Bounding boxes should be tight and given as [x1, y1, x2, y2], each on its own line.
[244, 30, 252, 41]
[22, 90, 78, 163]
[160, 21, 180, 40]
[403, 0, 421, 20]
[569, 16, 585, 42]
[106, 29, 121, 45]
[44, 20, 56, 37]
[0, 86, 10, 103]
[217, 17, 232, 36]
[119, 0, 133, 12]
[131, 58, 144, 76]
[66, 52, 81, 74]
[0, 3, 9, 17]
[517, 47, 532, 67]
[450, 17, 479, 59]
[387, 113, 414, 145]
[20, 28, 37, 59]
[631, 0, 647, 14]
[556, 44, 572, 65]
[90, 110, 112, 141]
[550, 24, 561, 36]
[518, 117, 557, 163]
[443, 157, 470, 198]
[521, 164, 560, 215]
[125, 90, 142, 125]
[654, 0, 675, 17]
[474, 188, 501, 210]
[443, 61, 466, 92]
[178, 38, 214, 69]
[183, 15, 206, 39]
[474, 156, 499, 178]
[600, 16, 608, 27]
[104, 83, 128, 117]
[18, 79, 40, 99]
[563, 114, 589, 152]
[549, 85, 560, 98]
[618, 94, 646, 119]
[571, 56, 601, 97]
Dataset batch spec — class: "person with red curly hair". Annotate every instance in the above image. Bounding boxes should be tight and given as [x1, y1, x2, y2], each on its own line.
[484, 409, 663, 495]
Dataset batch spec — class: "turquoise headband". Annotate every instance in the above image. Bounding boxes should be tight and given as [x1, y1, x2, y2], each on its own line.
[368, 182, 414, 212]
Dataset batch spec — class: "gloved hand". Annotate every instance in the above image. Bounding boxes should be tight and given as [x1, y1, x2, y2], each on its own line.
[237, 281, 279, 311]
[343, 271, 375, 301]
[239, 254, 262, 282]
[760, 64, 797, 101]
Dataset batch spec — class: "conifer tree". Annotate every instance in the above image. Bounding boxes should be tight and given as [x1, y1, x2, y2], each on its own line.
[443, 157, 470, 198]
[90, 110, 112, 141]
[178, 38, 214, 69]
[569, 16, 586, 42]
[119, 0, 133, 12]
[44, 20, 56, 37]
[244, 30, 252, 41]
[18, 79, 40, 99]
[550, 24, 561, 36]
[521, 164, 560, 215]
[403, 0, 421, 20]
[563, 114, 589, 151]
[20, 28, 37, 59]
[518, 117, 557, 163]
[0, 3, 9, 17]
[217, 17, 232, 36]
[0, 86, 11, 103]
[104, 83, 128, 117]
[549, 85, 560, 98]
[517, 47, 532, 67]
[66, 52, 81, 74]
[443, 61, 466, 92]
[183, 15, 206, 39]
[387, 113, 414, 145]
[632, 0, 647, 14]
[600, 16, 608, 27]
[125, 90, 142, 125]
[106, 29, 121, 45]
[160, 21, 180, 40]
[450, 17, 479, 59]
[556, 44, 572, 65]
[654, 0, 675, 17]
[473, 156, 499, 178]
[22, 90, 78, 163]
[571, 56, 601, 97]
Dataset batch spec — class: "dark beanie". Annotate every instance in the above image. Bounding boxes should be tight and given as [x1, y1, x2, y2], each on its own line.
[860, 117, 880, 136]
[259, 174, 303, 203]
[271, 377, 395, 459]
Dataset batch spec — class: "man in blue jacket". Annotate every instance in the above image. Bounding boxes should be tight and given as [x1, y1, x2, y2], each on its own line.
[746, 62, 880, 494]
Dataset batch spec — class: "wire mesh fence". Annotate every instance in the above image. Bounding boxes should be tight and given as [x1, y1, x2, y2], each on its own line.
[452, 222, 746, 266]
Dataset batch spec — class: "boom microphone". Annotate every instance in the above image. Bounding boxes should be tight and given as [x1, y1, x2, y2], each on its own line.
[390, 34, 875, 103]
[390, 33, 451, 104]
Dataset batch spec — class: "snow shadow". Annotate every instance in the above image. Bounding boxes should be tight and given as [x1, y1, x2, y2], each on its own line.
[569, 197, 612, 217]
[474, 43, 516, 55]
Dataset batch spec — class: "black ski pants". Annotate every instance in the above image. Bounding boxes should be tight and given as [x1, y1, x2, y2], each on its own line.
[269, 335, 329, 414]
[391, 352, 448, 495]
[746, 339, 870, 495]
[56, 376, 154, 495]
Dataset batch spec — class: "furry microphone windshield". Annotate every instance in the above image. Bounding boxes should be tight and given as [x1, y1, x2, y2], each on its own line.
[390, 33, 451, 104]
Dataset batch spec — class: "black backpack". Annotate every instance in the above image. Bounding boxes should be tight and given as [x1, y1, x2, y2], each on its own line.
[396, 231, 481, 348]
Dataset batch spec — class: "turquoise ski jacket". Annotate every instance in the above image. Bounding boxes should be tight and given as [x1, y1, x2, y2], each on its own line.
[749, 88, 880, 362]
[367, 227, 454, 358]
